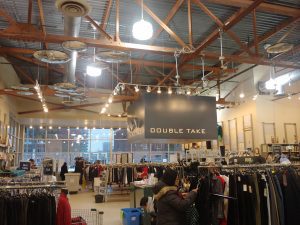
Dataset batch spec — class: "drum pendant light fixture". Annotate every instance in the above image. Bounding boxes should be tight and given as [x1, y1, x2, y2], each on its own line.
[132, 0, 153, 40]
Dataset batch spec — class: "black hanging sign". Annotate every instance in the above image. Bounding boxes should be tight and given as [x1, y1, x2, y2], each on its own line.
[127, 94, 217, 143]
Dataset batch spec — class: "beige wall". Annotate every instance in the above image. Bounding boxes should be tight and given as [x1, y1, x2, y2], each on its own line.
[218, 96, 300, 152]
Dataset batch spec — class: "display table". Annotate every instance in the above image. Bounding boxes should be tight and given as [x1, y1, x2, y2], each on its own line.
[65, 173, 80, 193]
[130, 184, 153, 208]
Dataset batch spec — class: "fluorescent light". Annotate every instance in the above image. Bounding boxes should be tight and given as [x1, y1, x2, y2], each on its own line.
[40, 126, 43, 129]
[239, 93, 245, 98]
[29, 126, 33, 129]
[76, 127, 79, 130]
[168, 87, 172, 95]
[49, 126, 52, 130]
[132, 19, 153, 40]
[84, 126, 88, 130]
[86, 64, 102, 77]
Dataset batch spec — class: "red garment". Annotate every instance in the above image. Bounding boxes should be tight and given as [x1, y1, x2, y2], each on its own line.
[141, 166, 149, 179]
[56, 193, 71, 225]
[216, 175, 227, 225]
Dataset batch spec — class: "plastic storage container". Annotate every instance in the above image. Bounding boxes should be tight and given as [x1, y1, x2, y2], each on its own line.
[121, 208, 141, 225]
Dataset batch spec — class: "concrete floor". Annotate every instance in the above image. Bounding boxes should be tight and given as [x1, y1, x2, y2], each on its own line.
[69, 191, 130, 225]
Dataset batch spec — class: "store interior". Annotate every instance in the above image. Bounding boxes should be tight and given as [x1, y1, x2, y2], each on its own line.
[0, 0, 299, 225]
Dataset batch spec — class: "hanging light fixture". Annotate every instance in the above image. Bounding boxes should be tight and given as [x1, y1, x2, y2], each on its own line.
[239, 93, 245, 99]
[146, 85, 151, 93]
[157, 87, 161, 94]
[132, 0, 153, 40]
[168, 87, 172, 95]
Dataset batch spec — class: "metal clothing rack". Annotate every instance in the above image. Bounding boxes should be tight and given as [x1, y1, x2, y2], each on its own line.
[0, 184, 66, 189]
[197, 163, 300, 169]
[0, 181, 66, 189]
[107, 162, 179, 168]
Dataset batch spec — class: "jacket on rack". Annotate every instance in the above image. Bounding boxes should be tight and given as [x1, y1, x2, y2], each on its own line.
[153, 180, 197, 225]
[56, 193, 71, 225]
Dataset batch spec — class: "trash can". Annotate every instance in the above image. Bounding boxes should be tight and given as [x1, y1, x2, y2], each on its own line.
[95, 194, 104, 203]
[121, 208, 141, 225]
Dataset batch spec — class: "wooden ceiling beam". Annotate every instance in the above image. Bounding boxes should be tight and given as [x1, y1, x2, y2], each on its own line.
[204, 0, 300, 17]
[152, 0, 185, 42]
[140, 0, 185, 59]
[202, 51, 300, 69]
[85, 15, 113, 40]
[27, 0, 33, 25]
[8, 54, 64, 74]
[101, 0, 113, 31]
[37, 0, 48, 49]
[193, 0, 256, 56]
[188, 0, 193, 47]
[12, 64, 35, 84]
[135, 0, 187, 48]
[244, 16, 300, 54]
[252, 9, 258, 55]
[0, 9, 16, 25]
[4, 56, 35, 84]
[154, 0, 265, 87]
[128, 59, 237, 73]
[0, 31, 177, 54]
[0, 91, 63, 106]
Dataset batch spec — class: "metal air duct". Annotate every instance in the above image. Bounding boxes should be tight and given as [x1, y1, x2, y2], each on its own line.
[56, 0, 91, 85]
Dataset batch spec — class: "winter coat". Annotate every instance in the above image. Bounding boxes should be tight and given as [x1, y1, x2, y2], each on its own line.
[60, 165, 68, 181]
[153, 180, 197, 225]
[56, 193, 71, 225]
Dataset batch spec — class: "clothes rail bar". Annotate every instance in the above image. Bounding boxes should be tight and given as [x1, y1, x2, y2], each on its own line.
[0, 184, 66, 189]
[197, 163, 300, 169]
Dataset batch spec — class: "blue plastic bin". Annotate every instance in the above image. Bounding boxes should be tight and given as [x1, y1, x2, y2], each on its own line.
[121, 208, 141, 225]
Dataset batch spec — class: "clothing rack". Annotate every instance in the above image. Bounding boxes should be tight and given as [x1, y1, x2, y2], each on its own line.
[0, 184, 66, 189]
[197, 163, 300, 169]
[106, 162, 179, 168]
[0, 181, 66, 189]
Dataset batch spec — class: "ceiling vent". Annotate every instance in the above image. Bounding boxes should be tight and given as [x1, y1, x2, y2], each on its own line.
[55, 0, 91, 17]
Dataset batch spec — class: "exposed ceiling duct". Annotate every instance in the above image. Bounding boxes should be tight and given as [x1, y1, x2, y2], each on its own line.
[257, 69, 300, 96]
[55, 0, 91, 86]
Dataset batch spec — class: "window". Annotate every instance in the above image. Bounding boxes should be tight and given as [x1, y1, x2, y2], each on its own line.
[47, 127, 68, 139]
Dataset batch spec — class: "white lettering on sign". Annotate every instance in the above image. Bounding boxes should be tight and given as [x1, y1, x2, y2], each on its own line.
[149, 128, 206, 135]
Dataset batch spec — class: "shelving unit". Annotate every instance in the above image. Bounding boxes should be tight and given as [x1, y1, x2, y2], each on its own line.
[261, 144, 300, 161]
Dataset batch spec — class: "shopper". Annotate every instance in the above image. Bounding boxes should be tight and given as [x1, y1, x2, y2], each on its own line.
[153, 168, 198, 225]
[60, 162, 68, 181]
[56, 188, 71, 225]
[29, 158, 36, 169]
[140, 197, 156, 225]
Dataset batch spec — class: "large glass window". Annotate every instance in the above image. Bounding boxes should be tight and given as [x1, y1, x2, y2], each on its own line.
[21, 125, 180, 165]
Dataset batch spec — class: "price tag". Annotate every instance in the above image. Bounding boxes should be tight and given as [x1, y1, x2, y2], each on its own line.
[243, 184, 247, 192]
[264, 188, 268, 197]
[249, 186, 252, 193]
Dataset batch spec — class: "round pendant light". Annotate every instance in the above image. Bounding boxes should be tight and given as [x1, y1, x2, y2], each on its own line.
[132, 19, 153, 40]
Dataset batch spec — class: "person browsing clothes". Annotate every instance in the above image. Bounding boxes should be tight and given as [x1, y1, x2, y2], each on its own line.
[153, 168, 198, 225]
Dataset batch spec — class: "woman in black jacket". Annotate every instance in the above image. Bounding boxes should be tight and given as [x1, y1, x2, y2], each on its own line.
[60, 162, 68, 181]
[153, 168, 198, 225]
